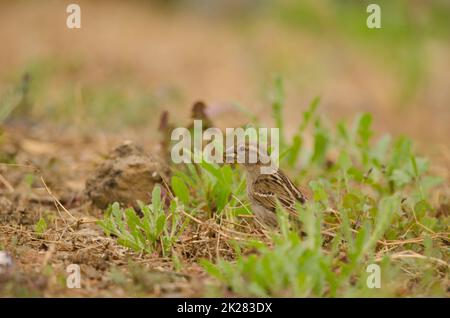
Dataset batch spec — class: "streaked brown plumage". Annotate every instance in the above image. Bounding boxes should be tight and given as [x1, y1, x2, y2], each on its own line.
[225, 143, 308, 227]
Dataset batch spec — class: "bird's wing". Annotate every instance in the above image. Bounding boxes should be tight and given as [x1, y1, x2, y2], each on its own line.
[251, 171, 307, 215]
[275, 170, 308, 204]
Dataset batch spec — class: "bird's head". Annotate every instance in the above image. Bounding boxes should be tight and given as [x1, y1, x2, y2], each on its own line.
[223, 142, 276, 175]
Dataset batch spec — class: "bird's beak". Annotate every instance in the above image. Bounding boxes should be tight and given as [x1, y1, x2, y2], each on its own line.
[223, 146, 236, 163]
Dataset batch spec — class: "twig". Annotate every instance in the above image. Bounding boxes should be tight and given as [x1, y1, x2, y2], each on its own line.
[180, 209, 204, 225]
[378, 233, 449, 246]
[0, 162, 38, 171]
[40, 176, 76, 221]
[325, 207, 342, 224]
[410, 203, 436, 235]
[216, 214, 223, 259]
[0, 173, 14, 192]
[231, 194, 252, 215]
[376, 250, 449, 268]
[179, 209, 247, 241]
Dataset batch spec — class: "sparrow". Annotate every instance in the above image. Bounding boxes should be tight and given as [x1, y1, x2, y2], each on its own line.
[188, 101, 213, 131]
[224, 143, 308, 227]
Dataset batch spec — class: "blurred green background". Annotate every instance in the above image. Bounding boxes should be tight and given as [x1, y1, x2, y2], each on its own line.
[1, 0, 449, 151]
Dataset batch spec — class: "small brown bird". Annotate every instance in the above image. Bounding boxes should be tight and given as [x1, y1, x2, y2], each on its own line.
[224, 143, 308, 227]
[188, 101, 213, 131]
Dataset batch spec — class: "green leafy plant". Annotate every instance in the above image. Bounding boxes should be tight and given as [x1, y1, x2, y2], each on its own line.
[34, 217, 48, 236]
[98, 185, 187, 256]
[172, 159, 247, 218]
[96, 80, 447, 297]
[200, 95, 448, 297]
[0, 73, 31, 124]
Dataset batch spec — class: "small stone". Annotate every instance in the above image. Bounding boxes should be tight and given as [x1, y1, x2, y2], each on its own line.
[85, 141, 170, 210]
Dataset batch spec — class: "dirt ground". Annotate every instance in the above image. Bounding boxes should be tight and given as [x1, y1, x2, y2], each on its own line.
[0, 1, 449, 296]
[0, 123, 219, 297]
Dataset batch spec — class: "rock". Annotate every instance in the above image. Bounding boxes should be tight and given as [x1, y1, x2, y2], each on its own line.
[85, 141, 170, 210]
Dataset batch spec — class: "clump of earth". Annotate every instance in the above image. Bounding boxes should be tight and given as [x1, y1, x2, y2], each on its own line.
[85, 141, 170, 210]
